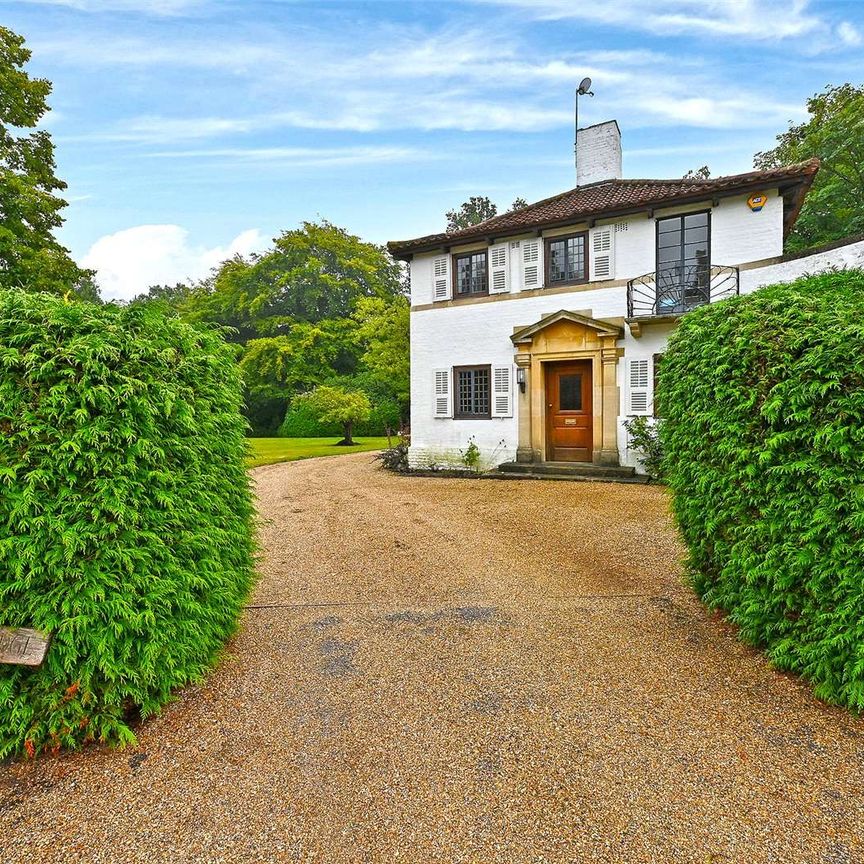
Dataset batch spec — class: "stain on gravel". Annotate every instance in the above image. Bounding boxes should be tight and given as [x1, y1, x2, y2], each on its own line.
[384, 605, 505, 628]
[318, 637, 359, 677]
[475, 754, 503, 777]
[469, 694, 503, 716]
[128, 752, 149, 769]
[309, 615, 342, 631]
[823, 842, 852, 864]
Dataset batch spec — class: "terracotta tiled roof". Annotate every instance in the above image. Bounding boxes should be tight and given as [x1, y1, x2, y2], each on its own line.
[387, 158, 819, 258]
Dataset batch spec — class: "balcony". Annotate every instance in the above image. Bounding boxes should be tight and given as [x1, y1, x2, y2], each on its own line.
[626, 264, 739, 336]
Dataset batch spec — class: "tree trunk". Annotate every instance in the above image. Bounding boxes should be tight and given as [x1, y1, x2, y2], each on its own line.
[342, 421, 354, 446]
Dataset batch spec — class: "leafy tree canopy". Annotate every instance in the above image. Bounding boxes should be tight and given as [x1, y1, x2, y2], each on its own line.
[445, 196, 530, 230]
[182, 221, 404, 340]
[755, 83, 864, 251]
[683, 166, 711, 180]
[0, 26, 94, 298]
[352, 295, 409, 405]
[297, 385, 371, 445]
[148, 221, 409, 435]
[446, 196, 499, 231]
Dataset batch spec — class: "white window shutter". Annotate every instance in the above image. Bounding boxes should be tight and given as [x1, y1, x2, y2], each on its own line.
[491, 365, 513, 418]
[521, 239, 543, 290]
[433, 369, 452, 418]
[432, 256, 450, 301]
[626, 358, 651, 415]
[590, 226, 615, 281]
[489, 243, 509, 293]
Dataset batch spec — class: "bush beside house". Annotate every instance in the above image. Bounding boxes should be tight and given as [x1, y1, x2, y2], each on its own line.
[660, 270, 864, 708]
[0, 292, 256, 757]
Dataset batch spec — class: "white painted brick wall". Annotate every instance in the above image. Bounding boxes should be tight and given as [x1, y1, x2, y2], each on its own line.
[741, 237, 864, 294]
[577, 122, 622, 187]
[408, 192, 859, 473]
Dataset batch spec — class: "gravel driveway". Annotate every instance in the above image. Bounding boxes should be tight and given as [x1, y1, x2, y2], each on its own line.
[3, 454, 863, 863]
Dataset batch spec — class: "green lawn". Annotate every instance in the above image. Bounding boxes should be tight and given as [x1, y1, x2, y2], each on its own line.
[246, 436, 391, 468]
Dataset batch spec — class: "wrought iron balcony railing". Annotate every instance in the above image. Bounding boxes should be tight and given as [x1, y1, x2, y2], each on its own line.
[627, 264, 739, 318]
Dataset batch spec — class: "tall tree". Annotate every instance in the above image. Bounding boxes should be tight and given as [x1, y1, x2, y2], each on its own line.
[183, 221, 404, 337]
[0, 26, 93, 297]
[177, 221, 407, 434]
[683, 166, 711, 180]
[352, 295, 410, 406]
[446, 196, 498, 231]
[755, 83, 864, 251]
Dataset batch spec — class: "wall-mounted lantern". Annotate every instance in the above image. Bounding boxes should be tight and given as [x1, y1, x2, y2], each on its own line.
[516, 367, 526, 393]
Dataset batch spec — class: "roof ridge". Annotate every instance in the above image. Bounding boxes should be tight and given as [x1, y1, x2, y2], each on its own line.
[388, 158, 820, 256]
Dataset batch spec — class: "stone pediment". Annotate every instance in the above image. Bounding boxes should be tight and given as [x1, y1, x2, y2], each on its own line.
[511, 310, 623, 345]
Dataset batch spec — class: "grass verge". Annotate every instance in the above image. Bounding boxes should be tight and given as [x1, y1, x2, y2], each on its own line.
[247, 437, 390, 468]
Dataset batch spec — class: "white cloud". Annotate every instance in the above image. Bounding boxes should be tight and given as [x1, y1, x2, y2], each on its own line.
[81, 225, 266, 302]
[15, 0, 201, 13]
[146, 144, 433, 167]
[837, 21, 862, 46]
[473, 0, 823, 40]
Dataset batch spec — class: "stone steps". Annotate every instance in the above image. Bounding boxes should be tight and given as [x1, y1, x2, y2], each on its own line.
[489, 461, 648, 484]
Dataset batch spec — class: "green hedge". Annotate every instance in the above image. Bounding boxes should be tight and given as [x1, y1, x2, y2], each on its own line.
[0, 291, 256, 757]
[278, 394, 401, 438]
[660, 270, 864, 708]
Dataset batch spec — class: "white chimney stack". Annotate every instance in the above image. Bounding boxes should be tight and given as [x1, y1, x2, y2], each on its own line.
[576, 120, 622, 186]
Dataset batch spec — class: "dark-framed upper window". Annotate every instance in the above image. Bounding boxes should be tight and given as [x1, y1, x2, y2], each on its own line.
[546, 232, 588, 286]
[454, 365, 491, 418]
[656, 211, 711, 313]
[454, 251, 488, 296]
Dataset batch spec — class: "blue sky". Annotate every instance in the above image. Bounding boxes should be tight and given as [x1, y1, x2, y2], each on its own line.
[4, 0, 863, 300]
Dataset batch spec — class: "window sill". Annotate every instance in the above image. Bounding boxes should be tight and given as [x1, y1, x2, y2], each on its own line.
[548, 279, 589, 289]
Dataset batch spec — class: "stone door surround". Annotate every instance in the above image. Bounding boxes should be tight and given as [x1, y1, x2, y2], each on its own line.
[510, 310, 623, 466]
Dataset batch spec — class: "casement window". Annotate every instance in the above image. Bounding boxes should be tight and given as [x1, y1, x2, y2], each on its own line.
[433, 365, 512, 419]
[454, 365, 491, 418]
[454, 251, 488, 296]
[546, 232, 588, 286]
[656, 212, 711, 313]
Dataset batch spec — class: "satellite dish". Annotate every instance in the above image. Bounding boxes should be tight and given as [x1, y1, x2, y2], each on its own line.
[578, 77, 592, 95]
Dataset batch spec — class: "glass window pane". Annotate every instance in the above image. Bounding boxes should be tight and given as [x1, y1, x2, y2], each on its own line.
[549, 236, 585, 283]
[559, 374, 582, 410]
[684, 213, 708, 229]
[657, 219, 681, 234]
[475, 368, 489, 414]
[683, 226, 708, 244]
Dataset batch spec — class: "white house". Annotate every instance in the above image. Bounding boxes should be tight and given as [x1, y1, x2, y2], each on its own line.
[387, 121, 863, 476]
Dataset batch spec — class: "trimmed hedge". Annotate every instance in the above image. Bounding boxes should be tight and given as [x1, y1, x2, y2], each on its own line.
[660, 270, 864, 708]
[0, 291, 256, 757]
[278, 394, 401, 438]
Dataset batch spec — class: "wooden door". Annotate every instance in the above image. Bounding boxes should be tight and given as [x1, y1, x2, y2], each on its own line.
[546, 361, 593, 462]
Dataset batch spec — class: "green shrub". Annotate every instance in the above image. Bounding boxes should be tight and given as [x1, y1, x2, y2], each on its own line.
[0, 291, 256, 757]
[278, 394, 401, 438]
[623, 416, 665, 480]
[660, 269, 864, 708]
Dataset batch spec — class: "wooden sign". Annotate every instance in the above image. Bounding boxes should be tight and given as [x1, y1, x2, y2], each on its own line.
[0, 628, 51, 667]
